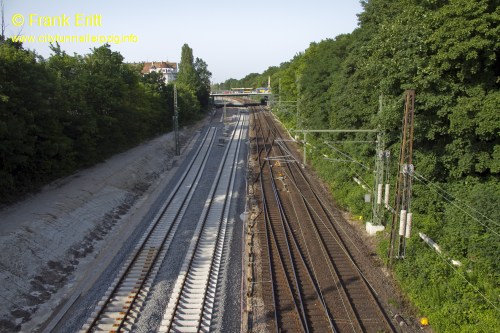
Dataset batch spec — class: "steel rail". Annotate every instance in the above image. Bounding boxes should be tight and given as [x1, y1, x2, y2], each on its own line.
[269, 172, 334, 332]
[261, 110, 357, 331]
[80, 127, 217, 332]
[199, 113, 247, 330]
[264, 108, 396, 333]
[287, 175, 359, 332]
[259, 110, 335, 332]
[276, 157, 361, 331]
[252, 111, 279, 332]
[256, 109, 334, 332]
[291, 165, 396, 332]
[255, 111, 305, 332]
[159, 114, 246, 332]
[259, 111, 310, 331]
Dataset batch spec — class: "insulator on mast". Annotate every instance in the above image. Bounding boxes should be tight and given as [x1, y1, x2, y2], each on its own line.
[384, 184, 390, 206]
[399, 210, 407, 236]
[405, 212, 413, 238]
[377, 184, 383, 205]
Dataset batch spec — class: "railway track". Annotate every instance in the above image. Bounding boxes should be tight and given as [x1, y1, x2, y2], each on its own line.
[253, 110, 332, 332]
[251, 107, 396, 333]
[158, 113, 248, 332]
[81, 112, 248, 332]
[80, 127, 218, 332]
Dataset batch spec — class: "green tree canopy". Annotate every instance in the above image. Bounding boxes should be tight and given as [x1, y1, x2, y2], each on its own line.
[0, 40, 211, 204]
[225, 0, 500, 330]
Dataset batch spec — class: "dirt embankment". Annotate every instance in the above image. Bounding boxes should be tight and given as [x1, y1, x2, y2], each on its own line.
[0, 122, 204, 332]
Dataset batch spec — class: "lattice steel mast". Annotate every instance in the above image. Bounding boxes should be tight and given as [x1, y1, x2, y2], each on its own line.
[371, 95, 391, 227]
[389, 89, 415, 262]
[174, 84, 180, 156]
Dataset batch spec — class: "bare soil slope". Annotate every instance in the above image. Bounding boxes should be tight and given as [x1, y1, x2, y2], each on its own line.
[0, 122, 204, 332]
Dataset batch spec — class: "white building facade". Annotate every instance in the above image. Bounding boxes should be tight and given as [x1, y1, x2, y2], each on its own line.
[141, 62, 178, 84]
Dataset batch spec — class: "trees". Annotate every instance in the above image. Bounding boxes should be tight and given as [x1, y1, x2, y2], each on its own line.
[139, 70, 172, 134]
[177, 44, 197, 88]
[0, 41, 69, 200]
[226, 0, 499, 330]
[0, 41, 212, 204]
[194, 57, 212, 109]
[177, 43, 212, 111]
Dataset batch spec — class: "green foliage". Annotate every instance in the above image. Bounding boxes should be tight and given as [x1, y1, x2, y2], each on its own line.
[214, 66, 279, 90]
[0, 40, 210, 204]
[0, 41, 70, 198]
[177, 44, 197, 88]
[178, 44, 212, 110]
[230, 0, 500, 330]
[175, 83, 201, 123]
[194, 57, 212, 108]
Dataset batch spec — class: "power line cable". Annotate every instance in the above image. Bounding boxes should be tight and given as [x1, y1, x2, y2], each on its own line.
[413, 173, 499, 237]
[351, 168, 372, 190]
[414, 171, 498, 227]
[306, 140, 374, 190]
[421, 239, 500, 313]
[324, 141, 372, 171]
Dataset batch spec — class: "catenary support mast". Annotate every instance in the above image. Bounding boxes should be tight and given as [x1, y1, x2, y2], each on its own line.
[174, 84, 180, 156]
[389, 89, 415, 262]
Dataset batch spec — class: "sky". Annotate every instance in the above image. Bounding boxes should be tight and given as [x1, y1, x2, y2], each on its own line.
[4, 0, 363, 83]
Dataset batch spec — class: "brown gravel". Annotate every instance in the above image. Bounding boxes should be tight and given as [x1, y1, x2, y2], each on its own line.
[244, 109, 433, 333]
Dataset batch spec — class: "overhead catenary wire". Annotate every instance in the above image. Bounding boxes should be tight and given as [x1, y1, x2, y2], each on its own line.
[318, 143, 498, 236]
[421, 238, 500, 313]
[351, 169, 372, 190]
[320, 141, 374, 191]
[324, 141, 372, 171]
[413, 172, 499, 237]
[299, 126, 497, 240]
[294, 137, 375, 194]
[413, 171, 498, 227]
[327, 140, 377, 143]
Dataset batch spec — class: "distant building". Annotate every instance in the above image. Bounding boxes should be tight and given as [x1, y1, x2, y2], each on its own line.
[141, 61, 178, 84]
